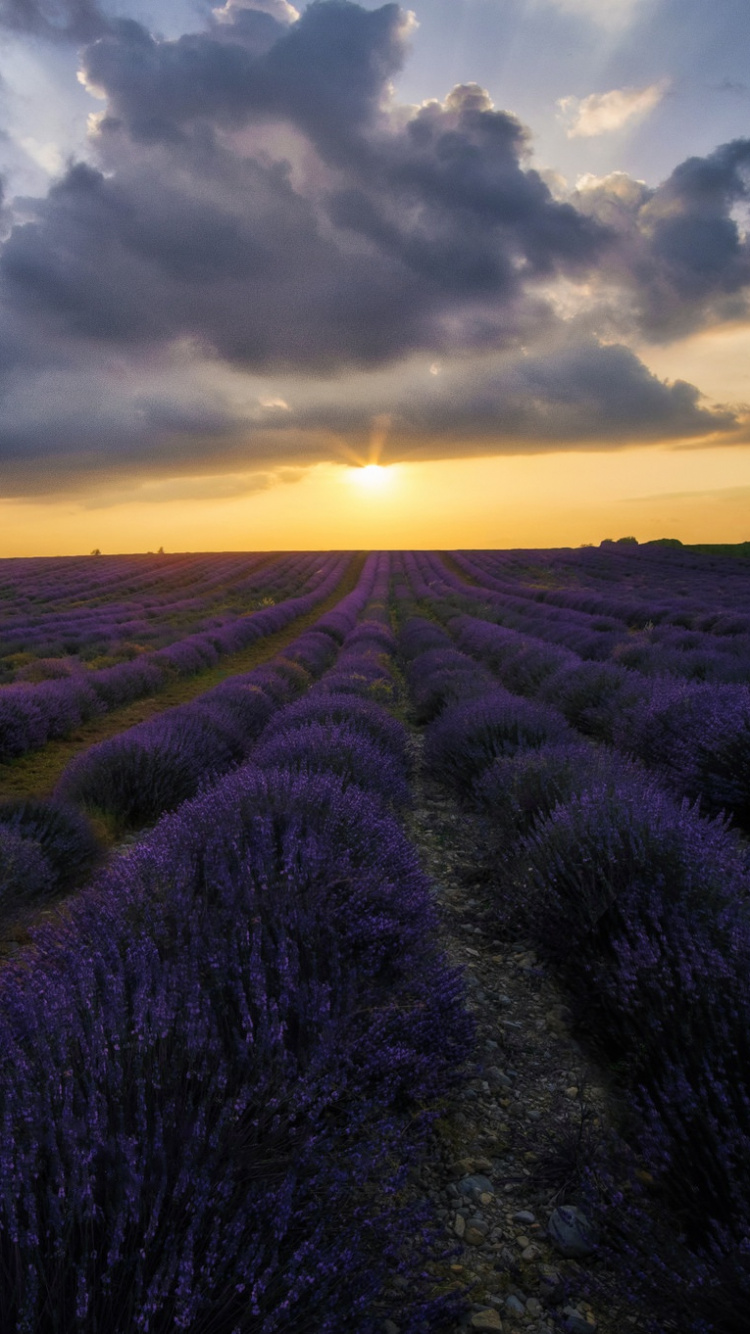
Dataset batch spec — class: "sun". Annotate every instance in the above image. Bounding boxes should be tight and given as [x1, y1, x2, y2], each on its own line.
[349, 464, 390, 491]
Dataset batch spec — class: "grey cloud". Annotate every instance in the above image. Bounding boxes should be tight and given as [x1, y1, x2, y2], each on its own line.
[281, 338, 737, 455]
[1, 9, 609, 375]
[80, 1, 411, 156]
[0, 334, 737, 499]
[77, 468, 285, 509]
[0, 148, 449, 368]
[0, 0, 747, 499]
[574, 139, 750, 338]
[0, 0, 107, 40]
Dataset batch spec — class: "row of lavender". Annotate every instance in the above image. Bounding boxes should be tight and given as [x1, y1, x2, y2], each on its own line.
[469, 544, 750, 631]
[411, 551, 750, 832]
[0, 553, 353, 765]
[443, 550, 750, 684]
[0, 553, 474, 1333]
[0, 552, 312, 672]
[0, 554, 381, 911]
[394, 553, 750, 1331]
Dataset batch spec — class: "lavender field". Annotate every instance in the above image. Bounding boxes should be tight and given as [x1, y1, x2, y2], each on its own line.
[0, 545, 749, 1334]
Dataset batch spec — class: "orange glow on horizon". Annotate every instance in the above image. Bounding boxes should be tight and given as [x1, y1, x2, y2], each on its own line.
[1, 443, 750, 557]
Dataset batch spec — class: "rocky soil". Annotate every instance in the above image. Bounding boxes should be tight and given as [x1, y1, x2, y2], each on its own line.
[390, 744, 670, 1334]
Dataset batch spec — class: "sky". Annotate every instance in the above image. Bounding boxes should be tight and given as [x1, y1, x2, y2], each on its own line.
[0, 0, 749, 553]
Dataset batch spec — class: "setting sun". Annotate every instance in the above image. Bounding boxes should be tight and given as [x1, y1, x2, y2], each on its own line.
[349, 464, 391, 492]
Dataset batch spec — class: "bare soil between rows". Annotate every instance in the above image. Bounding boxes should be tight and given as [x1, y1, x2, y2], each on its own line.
[393, 737, 673, 1334]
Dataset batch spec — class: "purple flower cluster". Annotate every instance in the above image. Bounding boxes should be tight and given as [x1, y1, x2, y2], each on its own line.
[392, 551, 750, 1329]
[0, 551, 474, 1333]
[0, 553, 352, 763]
[521, 781, 750, 1295]
[50, 554, 395, 839]
[0, 551, 326, 670]
[0, 769, 473, 1333]
[434, 549, 750, 683]
[402, 554, 750, 832]
[455, 546, 750, 640]
[0, 798, 103, 898]
[424, 688, 572, 795]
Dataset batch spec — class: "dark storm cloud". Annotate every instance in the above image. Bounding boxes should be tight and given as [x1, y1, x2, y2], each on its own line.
[1, 335, 733, 500]
[401, 341, 735, 446]
[0, 149, 465, 368]
[0, 0, 747, 497]
[0, 5, 608, 372]
[81, 1, 410, 156]
[274, 338, 736, 455]
[0, 376, 253, 497]
[0, 0, 107, 41]
[575, 139, 750, 338]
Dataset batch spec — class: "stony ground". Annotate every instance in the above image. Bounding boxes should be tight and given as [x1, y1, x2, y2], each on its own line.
[392, 740, 668, 1334]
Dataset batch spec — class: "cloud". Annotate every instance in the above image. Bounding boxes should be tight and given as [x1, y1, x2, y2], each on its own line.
[0, 1, 747, 500]
[573, 140, 750, 337]
[279, 337, 737, 456]
[77, 468, 294, 509]
[212, 0, 299, 26]
[557, 81, 667, 138]
[0, 0, 107, 41]
[3, 25, 606, 375]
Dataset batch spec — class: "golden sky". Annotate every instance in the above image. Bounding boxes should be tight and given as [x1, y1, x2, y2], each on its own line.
[3, 429, 749, 556]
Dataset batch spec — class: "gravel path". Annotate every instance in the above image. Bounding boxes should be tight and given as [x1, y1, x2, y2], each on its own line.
[390, 737, 664, 1334]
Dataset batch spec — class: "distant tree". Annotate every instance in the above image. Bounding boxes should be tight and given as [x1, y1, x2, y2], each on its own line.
[157, 546, 165, 554]
[90, 548, 102, 556]
[615, 536, 639, 545]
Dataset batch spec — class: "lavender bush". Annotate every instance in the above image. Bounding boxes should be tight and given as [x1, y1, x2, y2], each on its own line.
[0, 798, 103, 895]
[424, 688, 572, 794]
[0, 826, 55, 909]
[253, 720, 411, 811]
[0, 765, 473, 1333]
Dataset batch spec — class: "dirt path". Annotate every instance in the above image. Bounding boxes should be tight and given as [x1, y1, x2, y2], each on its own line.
[393, 739, 663, 1334]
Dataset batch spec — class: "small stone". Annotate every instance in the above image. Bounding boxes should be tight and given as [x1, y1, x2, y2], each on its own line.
[521, 1244, 541, 1262]
[465, 1226, 487, 1246]
[564, 1086, 579, 1099]
[479, 1191, 494, 1205]
[525, 1297, 543, 1317]
[504, 1295, 526, 1318]
[515, 1236, 531, 1249]
[513, 1211, 536, 1225]
[470, 1310, 503, 1331]
[383, 1322, 400, 1334]
[454, 1213, 466, 1238]
[563, 1314, 597, 1334]
[459, 1174, 494, 1198]
[548, 1206, 598, 1258]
